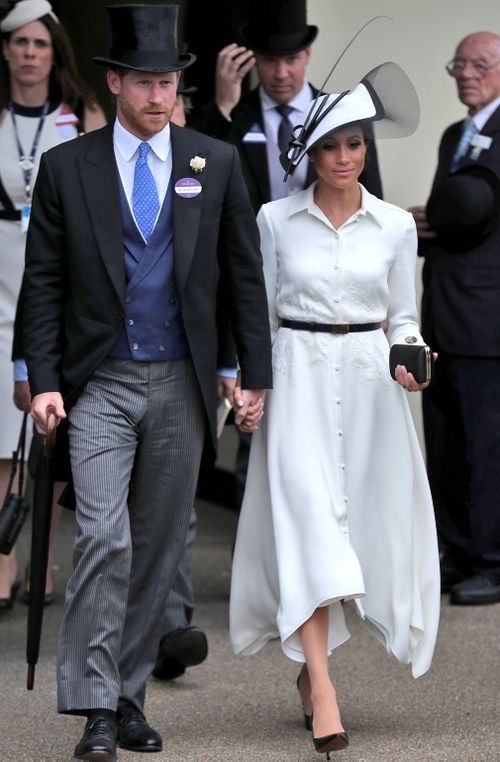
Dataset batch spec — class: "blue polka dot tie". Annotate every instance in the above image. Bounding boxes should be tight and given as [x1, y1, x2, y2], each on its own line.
[132, 142, 160, 242]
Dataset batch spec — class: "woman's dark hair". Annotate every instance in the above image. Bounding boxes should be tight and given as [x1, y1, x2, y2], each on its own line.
[0, 13, 99, 117]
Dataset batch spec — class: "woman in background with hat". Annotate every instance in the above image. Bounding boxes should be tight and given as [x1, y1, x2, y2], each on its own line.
[230, 64, 440, 757]
[0, 0, 105, 611]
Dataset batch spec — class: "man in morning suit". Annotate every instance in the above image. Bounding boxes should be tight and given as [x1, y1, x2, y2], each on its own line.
[21, 5, 272, 760]
[409, 32, 500, 607]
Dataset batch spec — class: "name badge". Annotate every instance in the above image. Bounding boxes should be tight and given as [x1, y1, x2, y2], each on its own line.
[21, 203, 31, 233]
[469, 133, 492, 160]
[174, 177, 202, 198]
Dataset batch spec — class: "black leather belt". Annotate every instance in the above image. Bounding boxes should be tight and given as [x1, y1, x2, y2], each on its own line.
[0, 209, 21, 221]
[279, 319, 380, 334]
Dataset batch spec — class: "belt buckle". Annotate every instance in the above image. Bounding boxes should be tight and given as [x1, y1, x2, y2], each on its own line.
[331, 324, 349, 334]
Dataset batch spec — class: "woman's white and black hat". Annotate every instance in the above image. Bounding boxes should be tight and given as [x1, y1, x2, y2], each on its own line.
[94, 4, 195, 73]
[282, 62, 420, 177]
[1, 0, 58, 31]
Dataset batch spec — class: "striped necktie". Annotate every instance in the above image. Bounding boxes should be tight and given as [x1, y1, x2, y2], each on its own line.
[450, 117, 478, 172]
[132, 142, 160, 241]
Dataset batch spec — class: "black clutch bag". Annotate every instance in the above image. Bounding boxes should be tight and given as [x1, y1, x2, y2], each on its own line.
[389, 340, 433, 384]
[0, 413, 29, 555]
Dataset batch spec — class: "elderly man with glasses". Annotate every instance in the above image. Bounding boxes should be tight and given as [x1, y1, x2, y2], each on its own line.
[409, 31, 500, 607]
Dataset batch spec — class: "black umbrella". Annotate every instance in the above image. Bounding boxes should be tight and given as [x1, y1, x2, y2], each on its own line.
[26, 406, 57, 690]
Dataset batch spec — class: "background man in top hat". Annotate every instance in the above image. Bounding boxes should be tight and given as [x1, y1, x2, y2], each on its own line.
[200, 0, 383, 216]
[409, 31, 500, 607]
[21, 4, 272, 759]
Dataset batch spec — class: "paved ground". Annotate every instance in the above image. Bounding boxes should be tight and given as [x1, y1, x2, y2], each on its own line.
[1, 497, 499, 762]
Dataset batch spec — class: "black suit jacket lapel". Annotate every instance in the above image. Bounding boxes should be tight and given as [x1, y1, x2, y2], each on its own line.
[171, 123, 205, 294]
[480, 103, 500, 138]
[231, 90, 270, 205]
[239, 85, 321, 198]
[77, 125, 125, 304]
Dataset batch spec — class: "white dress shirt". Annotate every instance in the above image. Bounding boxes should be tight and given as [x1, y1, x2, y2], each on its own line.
[113, 118, 173, 232]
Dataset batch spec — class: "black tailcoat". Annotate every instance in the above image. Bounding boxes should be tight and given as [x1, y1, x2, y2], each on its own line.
[22, 123, 273, 448]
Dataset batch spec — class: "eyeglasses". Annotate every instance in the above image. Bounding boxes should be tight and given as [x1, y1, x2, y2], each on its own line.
[445, 58, 500, 77]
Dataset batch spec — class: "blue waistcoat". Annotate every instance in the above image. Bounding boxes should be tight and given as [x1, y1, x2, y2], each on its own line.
[109, 179, 190, 361]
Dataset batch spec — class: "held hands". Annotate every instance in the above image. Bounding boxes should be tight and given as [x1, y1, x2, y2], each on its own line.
[232, 373, 265, 432]
[408, 205, 437, 240]
[31, 391, 66, 434]
[215, 43, 256, 118]
[395, 352, 438, 392]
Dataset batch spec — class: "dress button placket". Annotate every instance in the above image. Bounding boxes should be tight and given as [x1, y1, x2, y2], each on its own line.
[332, 230, 349, 533]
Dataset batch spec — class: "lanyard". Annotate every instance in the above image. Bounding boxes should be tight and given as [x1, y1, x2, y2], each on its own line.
[9, 99, 50, 202]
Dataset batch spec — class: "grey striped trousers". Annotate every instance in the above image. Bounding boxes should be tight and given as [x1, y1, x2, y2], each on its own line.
[57, 358, 205, 714]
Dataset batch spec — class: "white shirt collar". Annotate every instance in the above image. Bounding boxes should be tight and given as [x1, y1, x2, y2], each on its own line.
[259, 80, 313, 115]
[470, 96, 500, 131]
[113, 118, 171, 162]
[286, 182, 385, 228]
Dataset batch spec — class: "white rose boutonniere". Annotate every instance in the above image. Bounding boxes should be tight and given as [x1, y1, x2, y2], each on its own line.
[190, 155, 206, 174]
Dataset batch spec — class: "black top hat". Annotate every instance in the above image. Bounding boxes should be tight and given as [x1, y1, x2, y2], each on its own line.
[426, 164, 500, 253]
[94, 4, 195, 72]
[239, 0, 317, 55]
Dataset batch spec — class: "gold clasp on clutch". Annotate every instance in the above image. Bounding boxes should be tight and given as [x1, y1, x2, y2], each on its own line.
[405, 336, 417, 344]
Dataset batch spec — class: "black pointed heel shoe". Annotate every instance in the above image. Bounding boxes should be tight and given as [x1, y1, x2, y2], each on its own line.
[296, 672, 313, 731]
[313, 731, 349, 758]
[0, 578, 21, 612]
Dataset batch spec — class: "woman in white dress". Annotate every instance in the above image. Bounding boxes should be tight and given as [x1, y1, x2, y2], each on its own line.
[230, 64, 440, 758]
[0, 0, 105, 610]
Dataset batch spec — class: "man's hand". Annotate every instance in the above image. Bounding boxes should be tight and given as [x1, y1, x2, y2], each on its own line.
[408, 205, 437, 240]
[31, 391, 66, 434]
[217, 374, 236, 403]
[215, 43, 256, 118]
[13, 380, 31, 413]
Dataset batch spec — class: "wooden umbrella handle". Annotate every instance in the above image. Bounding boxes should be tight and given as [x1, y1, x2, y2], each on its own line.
[45, 404, 57, 455]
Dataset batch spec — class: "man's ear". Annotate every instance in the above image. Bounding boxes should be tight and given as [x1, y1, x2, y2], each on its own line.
[107, 69, 122, 96]
[303, 47, 312, 65]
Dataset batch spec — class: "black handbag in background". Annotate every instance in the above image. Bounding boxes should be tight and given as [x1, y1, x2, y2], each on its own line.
[389, 340, 433, 385]
[0, 413, 29, 555]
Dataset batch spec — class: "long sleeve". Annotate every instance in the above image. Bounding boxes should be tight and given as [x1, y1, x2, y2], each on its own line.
[386, 213, 425, 347]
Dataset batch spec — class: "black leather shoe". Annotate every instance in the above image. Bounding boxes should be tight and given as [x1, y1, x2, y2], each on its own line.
[152, 626, 208, 681]
[151, 655, 185, 680]
[117, 702, 162, 752]
[440, 565, 469, 594]
[313, 731, 349, 756]
[450, 574, 500, 606]
[74, 713, 117, 761]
